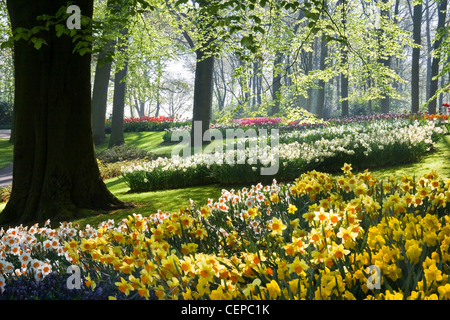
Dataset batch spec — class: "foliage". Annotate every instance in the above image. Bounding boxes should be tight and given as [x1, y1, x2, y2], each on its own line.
[0, 186, 11, 204]
[96, 144, 156, 163]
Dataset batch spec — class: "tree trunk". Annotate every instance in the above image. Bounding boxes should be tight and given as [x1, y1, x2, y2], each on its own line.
[1, 0, 129, 226]
[192, 49, 214, 146]
[316, 36, 328, 119]
[191, 0, 215, 147]
[378, 0, 391, 114]
[271, 52, 283, 116]
[91, 41, 115, 146]
[428, 0, 447, 114]
[340, 0, 349, 118]
[108, 27, 129, 148]
[425, 0, 433, 100]
[305, 51, 313, 112]
[411, 2, 422, 113]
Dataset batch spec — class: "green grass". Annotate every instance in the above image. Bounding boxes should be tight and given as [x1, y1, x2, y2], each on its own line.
[368, 134, 450, 181]
[73, 177, 228, 227]
[0, 139, 13, 170]
[96, 132, 174, 155]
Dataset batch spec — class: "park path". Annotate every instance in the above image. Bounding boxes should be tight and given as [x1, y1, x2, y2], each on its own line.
[0, 130, 12, 187]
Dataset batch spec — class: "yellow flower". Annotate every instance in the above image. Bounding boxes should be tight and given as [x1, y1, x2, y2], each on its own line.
[288, 256, 309, 275]
[196, 261, 216, 283]
[438, 283, 450, 300]
[115, 277, 133, 296]
[424, 264, 443, 283]
[329, 243, 350, 260]
[405, 240, 422, 264]
[341, 163, 352, 174]
[270, 193, 279, 203]
[287, 204, 298, 214]
[84, 274, 96, 291]
[265, 280, 281, 299]
[268, 218, 287, 237]
[383, 291, 403, 300]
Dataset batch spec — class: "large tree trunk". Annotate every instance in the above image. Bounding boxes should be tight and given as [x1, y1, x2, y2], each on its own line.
[411, 2, 422, 113]
[428, 0, 447, 114]
[0, 0, 129, 226]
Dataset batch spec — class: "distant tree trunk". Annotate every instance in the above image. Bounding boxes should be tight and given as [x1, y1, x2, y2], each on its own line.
[316, 35, 328, 119]
[305, 51, 313, 112]
[1, 0, 128, 226]
[428, 0, 447, 114]
[378, 0, 391, 114]
[425, 0, 433, 100]
[109, 27, 129, 148]
[411, 2, 422, 113]
[340, 0, 349, 118]
[271, 52, 283, 116]
[91, 40, 114, 146]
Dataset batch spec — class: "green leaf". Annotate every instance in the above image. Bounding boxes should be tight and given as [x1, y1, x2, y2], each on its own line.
[55, 24, 67, 37]
[30, 37, 47, 50]
[240, 35, 254, 48]
[0, 39, 13, 50]
[79, 47, 91, 56]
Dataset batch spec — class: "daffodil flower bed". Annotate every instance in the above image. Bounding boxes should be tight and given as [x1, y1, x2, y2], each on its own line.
[1, 165, 450, 300]
[121, 118, 446, 191]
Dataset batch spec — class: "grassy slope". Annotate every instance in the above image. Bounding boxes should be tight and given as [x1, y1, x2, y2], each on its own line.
[369, 134, 450, 181]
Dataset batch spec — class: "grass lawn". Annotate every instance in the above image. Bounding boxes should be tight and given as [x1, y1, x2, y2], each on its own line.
[0, 139, 13, 170]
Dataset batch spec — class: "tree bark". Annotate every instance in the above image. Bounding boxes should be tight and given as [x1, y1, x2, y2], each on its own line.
[190, 0, 215, 147]
[1, 0, 129, 226]
[192, 48, 214, 145]
[340, 0, 349, 118]
[427, 0, 447, 114]
[316, 35, 328, 119]
[108, 27, 129, 148]
[378, 0, 391, 114]
[411, 2, 422, 113]
[91, 40, 115, 146]
[270, 52, 283, 116]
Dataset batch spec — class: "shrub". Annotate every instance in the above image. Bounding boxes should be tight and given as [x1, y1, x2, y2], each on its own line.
[96, 144, 158, 164]
[0, 185, 11, 203]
